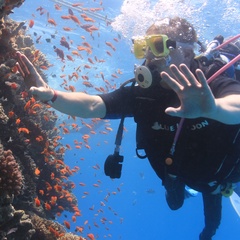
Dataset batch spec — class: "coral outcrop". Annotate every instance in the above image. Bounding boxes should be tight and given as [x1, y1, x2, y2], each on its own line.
[0, 0, 25, 19]
[0, 144, 23, 196]
[0, 1, 84, 239]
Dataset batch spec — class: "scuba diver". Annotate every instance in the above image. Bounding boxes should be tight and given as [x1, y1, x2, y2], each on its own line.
[17, 17, 240, 240]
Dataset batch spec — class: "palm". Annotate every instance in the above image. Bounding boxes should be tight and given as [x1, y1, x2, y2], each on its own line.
[17, 52, 48, 89]
[161, 64, 216, 119]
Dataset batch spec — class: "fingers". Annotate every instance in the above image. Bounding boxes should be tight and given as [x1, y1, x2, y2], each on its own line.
[16, 52, 30, 76]
[29, 86, 38, 94]
[161, 64, 204, 91]
[161, 71, 183, 92]
[169, 64, 191, 87]
[165, 106, 183, 117]
[16, 62, 25, 77]
[179, 64, 201, 86]
[29, 87, 42, 100]
[195, 69, 208, 88]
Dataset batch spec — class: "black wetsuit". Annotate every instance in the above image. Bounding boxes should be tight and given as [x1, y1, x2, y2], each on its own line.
[99, 74, 240, 239]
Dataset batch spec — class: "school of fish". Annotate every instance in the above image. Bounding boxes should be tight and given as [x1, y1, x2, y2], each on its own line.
[26, 1, 125, 239]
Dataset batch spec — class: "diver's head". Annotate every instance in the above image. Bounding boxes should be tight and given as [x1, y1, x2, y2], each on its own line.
[145, 17, 197, 68]
[133, 17, 198, 88]
[133, 17, 197, 67]
[146, 17, 197, 44]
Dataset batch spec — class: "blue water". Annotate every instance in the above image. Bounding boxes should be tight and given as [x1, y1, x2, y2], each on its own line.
[11, 0, 240, 239]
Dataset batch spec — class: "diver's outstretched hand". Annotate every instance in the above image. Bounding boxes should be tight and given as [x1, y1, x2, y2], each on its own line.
[16, 51, 48, 88]
[161, 64, 216, 119]
[17, 52, 54, 102]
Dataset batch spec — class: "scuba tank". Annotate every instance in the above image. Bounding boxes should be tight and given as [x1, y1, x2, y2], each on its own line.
[196, 35, 224, 66]
[196, 34, 240, 80]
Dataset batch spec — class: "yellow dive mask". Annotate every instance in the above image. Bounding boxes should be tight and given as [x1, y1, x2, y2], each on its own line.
[132, 34, 176, 59]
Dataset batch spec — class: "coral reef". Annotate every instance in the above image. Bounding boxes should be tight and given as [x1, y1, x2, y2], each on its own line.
[0, 1, 85, 239]
[0, 144, 23, 196]
[0, 209, 35, 240]
[0, 0, 25, 19]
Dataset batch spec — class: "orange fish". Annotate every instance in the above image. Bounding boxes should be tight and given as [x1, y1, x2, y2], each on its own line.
[10, 66, 18, 74]
[66, 55, 74, 62]
[18, 128, 30, 134]
[72, 3, 83, 7]
[50, 196, 57, 206]
[88, 57, 94, 64]
[87, 233, 95, 240]
[58, 206, 64, 211]
[89, 25, 99, 31]
[105, 41, 116, 51]
[64, 220, 71, 229]
[90, 7, 103, 12]
[54, 4, 61, 10]
[85, 144, 91, 150]
[40, 65, 48, 70]
[39, 190, 44, 195]
[77, 46, 87, 51]
[48, 226, 60, 238]
[54, 185, 63, 192]
[63, 27, 74, 31]
[8, 111, 15, 118]
[70, 15, 81, 25]
[61, 15, 71, 19]
[71, 50, 81, 56]
[29, 19, 34, 28]
[45, 202, 52, 210]
[66, 144, 72, 149]
[15, 118, 21, 125]
[83, 17, 95, 22]
[36, 135, 44, 142]
[43, 115, 49, 121]
[69, 85, 76, 92]
[82, 42, 92, 48]
[72, 215, 76, 222]
[20, 91, 28, 99]
[50, 172, 55, 180]
[35, 197, 41, 207]
[82, 81, 93, 88]
[63, 127, 70, 134]
[48, 18, 57, 26]
[75, 226, 84, 233]
[106, 51, 112, 56]
[84, 64, 91, 69]
[5, 81, 20, 90]
[35, 167, 41, 176]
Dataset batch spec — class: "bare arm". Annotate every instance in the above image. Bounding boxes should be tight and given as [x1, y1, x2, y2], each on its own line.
[207, 94, 240, 124]
[31, 87, 106, 118]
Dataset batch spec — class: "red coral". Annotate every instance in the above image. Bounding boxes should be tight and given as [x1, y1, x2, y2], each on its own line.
[0, 144, 23, 196]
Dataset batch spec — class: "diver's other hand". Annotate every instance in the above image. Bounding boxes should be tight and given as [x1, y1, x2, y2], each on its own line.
[30, 86, 54, 103]
[16, 51, 49, 89]
[161, 64, 216, 119]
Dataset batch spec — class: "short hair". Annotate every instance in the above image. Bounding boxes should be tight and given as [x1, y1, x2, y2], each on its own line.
[146, 17, 197, 44]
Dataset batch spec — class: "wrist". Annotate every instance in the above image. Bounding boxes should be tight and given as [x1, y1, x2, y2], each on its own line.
[44, 89, 58, 105]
